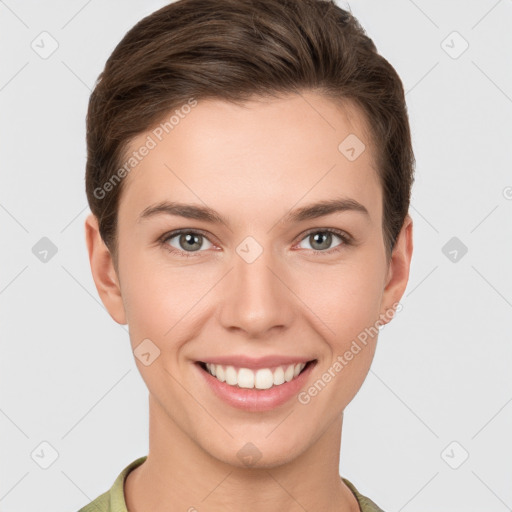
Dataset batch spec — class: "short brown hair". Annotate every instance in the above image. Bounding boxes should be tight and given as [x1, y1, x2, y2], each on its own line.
[85, 0, 415, 266]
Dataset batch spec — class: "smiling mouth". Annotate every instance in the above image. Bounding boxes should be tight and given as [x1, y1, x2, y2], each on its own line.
[196, 359, 317, 390]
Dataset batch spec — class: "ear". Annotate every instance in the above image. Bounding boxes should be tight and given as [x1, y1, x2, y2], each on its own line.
[379, 214, 413, 324]
[84, 212, 127, 325]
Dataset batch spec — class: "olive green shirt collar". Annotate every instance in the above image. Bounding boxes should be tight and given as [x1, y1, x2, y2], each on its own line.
[78, 455, 385, 512]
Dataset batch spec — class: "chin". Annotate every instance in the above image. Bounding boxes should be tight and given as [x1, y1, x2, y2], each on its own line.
[200, 431, 309, 470]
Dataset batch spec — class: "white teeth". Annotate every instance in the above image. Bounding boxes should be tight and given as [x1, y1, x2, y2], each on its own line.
[225, 365, 237, 385]
[254, 368, 274, 389]
[204, 362, 307, 389]
[216, 365, 225, 382]
[273, 366, 285, 385]
[238, 368, 254, 389]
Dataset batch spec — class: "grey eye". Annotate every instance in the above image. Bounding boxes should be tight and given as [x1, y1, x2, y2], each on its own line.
[297, 231, 343, 251]
[167, 232, 214, 252]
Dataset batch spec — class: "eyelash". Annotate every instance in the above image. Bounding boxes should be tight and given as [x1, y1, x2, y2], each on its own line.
[158, 228, 353, 259]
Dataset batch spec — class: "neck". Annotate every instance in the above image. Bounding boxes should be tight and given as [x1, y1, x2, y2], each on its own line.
[125, 394, 359, 512]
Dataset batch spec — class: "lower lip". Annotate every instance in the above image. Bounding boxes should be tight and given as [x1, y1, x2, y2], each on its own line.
[195, 360, 317, 412]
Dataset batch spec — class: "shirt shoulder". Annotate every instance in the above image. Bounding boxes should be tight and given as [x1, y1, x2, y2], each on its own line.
[76, 455, 148, 512]
[77, 490, 110, 512]
[341, 477, 386, 512]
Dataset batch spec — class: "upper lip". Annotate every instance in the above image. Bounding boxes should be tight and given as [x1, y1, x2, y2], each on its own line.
[197, 355, 316, 369]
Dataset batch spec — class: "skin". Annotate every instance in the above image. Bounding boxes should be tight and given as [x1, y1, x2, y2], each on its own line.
[85, 90, 413, 512]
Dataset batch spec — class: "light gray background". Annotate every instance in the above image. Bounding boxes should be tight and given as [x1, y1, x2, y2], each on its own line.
[1, 1, 511, 511]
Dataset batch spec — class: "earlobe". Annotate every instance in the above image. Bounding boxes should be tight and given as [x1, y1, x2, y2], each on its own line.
[380, 214, 414, 323]
[84, 213, 127, 325]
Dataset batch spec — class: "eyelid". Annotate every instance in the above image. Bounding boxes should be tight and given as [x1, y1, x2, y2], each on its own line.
[293, 227, 353, 246]
[159, 226, 353, 256]
[159, 228, 220, 251]
[160, 227, 216, 243]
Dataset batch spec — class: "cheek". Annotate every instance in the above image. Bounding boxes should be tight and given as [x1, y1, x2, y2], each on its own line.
[295, 255, 386, 348]
[293, 260, 385, 413]
[118, 258, 205, 394]
[119, 252, 215, 348]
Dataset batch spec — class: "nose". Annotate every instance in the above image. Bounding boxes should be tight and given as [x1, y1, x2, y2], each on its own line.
[218, 244, 295, 338]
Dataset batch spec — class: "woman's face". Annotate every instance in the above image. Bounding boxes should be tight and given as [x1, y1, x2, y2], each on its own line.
[88, 91, 412, 467]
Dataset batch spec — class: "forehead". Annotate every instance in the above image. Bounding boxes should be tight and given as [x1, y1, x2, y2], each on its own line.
[118, 91, 381, 227]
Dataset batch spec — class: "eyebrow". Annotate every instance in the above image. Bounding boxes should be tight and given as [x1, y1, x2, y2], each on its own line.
[137, 197, 370, 227]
